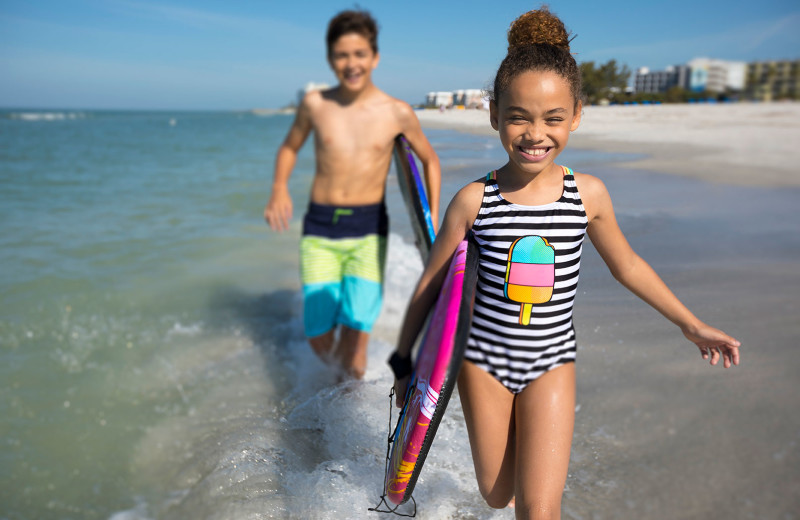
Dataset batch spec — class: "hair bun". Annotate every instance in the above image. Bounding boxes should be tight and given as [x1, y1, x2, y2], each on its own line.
[507, 6, 571, 52]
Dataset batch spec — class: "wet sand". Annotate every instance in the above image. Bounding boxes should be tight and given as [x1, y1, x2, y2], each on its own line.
[417, 103, 800, 519]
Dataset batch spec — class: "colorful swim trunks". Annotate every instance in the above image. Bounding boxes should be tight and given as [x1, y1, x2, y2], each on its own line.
[300, 202, 389, 338]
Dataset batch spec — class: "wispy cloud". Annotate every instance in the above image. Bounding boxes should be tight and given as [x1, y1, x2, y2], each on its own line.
[579, 12, 800, 67]
[744, 12, 800, 51]
[106, 0, 318, 38]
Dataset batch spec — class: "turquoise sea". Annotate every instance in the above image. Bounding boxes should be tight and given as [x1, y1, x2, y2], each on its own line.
[2, 109, 799, 520]
[0, 110, 510, 519]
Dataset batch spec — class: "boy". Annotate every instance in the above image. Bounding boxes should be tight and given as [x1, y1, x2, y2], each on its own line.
[264, 10, 441, 379]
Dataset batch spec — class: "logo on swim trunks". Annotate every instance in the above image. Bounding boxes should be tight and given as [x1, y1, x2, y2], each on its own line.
[504, 235, 555, 326]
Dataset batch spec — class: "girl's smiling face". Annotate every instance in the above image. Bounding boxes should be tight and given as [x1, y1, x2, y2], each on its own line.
[491, 70, 581, 178]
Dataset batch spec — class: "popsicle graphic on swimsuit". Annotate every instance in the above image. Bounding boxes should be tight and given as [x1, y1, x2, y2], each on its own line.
[504, 235, 555, 326]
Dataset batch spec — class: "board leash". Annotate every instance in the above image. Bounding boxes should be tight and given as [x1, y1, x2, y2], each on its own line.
[368, 386, 417, 517]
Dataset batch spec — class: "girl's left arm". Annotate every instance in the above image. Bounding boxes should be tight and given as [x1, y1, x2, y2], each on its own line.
[578, 173, 741, 368]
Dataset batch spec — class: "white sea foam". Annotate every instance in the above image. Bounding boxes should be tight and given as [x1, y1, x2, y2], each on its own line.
[10, 111, 85, 121]
[105, 233, 516, 519]
[166, 321, 203, 337]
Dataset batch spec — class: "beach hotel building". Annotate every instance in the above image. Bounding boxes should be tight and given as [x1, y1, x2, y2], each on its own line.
[632, 58, 800, 101]
[635, 59, 745, 95]
[426, 89, 484, 109]
[634, 65, 690, 94]
[426, 91, 454, 108]
[746, 60, 800, 101]
[687, 58, 746, 93]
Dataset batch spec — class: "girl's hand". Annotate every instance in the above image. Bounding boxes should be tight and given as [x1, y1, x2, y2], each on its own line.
[682, 324, 741, 368]
[394, 375, 412, 408]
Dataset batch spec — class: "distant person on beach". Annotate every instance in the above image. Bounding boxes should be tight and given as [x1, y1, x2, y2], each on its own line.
[264, 9, 441, 379]
[390, 6, 740, 518]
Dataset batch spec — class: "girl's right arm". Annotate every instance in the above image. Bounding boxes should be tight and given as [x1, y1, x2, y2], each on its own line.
[392, 181, 484, 407]
[579, 172, 741, 368]
[264, 97, 313, 232]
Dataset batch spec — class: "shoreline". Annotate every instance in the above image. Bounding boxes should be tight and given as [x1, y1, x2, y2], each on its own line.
[416, 102, 800, 188]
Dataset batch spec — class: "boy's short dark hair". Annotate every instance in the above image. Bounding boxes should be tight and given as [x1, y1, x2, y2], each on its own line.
[326, 10, 379, 57]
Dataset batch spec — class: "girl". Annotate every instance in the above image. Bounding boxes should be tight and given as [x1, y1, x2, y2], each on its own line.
[389, 6, 741, 519]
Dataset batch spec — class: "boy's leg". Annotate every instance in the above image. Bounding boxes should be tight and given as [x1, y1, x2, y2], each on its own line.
[300, 227, 343, 363]
[308, 329, 336, 362]
[457, 361, 517, 508]
[513, 363, 575, 520]
[308, 325, 367, 378]
[337, 227, 386, 379]
[336, 326, 370, 379]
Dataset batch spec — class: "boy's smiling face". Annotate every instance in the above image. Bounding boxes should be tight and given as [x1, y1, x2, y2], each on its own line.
[328, 33, 379, 94]
[491, 70, 581, 178]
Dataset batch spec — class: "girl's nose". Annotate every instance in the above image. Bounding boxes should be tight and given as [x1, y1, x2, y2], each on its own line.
[525, 121, 546, 142]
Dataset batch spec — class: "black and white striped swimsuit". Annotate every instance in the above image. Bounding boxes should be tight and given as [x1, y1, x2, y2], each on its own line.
[465, 167, 588, 393]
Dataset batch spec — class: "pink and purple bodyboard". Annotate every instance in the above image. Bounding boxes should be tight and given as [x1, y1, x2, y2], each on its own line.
[385, 236, 478, 505]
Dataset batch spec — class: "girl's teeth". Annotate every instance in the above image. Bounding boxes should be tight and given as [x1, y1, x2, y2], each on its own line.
[522, 147, 547, 156]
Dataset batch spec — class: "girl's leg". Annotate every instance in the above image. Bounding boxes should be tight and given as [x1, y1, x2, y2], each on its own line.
[457, 361, 516, 508]
[513, 362, 576, 520]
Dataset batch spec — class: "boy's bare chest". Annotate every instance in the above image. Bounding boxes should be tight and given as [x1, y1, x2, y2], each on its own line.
[313, 108, 398, 156]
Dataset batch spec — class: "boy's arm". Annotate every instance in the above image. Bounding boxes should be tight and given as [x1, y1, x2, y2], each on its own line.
[396, 102, 442, 231]
[581, 173, 741, 368]
[264, 99, 313, 232]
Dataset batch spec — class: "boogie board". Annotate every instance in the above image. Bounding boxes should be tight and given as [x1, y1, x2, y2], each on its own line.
[385, 235, 479, 505]
[393, 135, 436, 260]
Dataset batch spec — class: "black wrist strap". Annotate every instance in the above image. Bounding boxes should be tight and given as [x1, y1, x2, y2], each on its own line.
[388, 352, 413, 380]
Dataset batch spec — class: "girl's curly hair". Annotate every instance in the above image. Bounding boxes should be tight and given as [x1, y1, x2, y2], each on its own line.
[491, 6, 581, 106]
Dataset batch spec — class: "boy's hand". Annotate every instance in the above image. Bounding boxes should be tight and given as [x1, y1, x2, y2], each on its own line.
[682, 323, 741, 368]
[264, 189, 293, 232]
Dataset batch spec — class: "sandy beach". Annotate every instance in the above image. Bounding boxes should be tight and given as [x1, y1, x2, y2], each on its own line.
[417, 102, 800, 187]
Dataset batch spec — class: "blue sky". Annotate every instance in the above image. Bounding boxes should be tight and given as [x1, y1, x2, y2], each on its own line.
[1, 0, 798, 110]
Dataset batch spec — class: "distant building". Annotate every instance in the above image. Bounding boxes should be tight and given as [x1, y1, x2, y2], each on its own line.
[746, 60, 800, 101]
[634, 65, 690, 94]
[453, 89, 484, 108]
[426, 91, 454, 108]
[296, 82, 330, 106]
[426, 89, 486, 109]
[687, 58, 746, 93]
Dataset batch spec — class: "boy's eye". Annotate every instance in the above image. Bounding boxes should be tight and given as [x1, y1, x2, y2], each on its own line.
[547, 118, 565, 123]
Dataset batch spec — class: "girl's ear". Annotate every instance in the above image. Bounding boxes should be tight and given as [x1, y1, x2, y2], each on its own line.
[489, 100, 499, 131]
[570, 101, 582, 132]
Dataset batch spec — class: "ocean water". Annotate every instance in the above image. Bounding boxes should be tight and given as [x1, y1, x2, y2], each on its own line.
[2, 109, 799, 520]
[0, 110, 507, 520]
